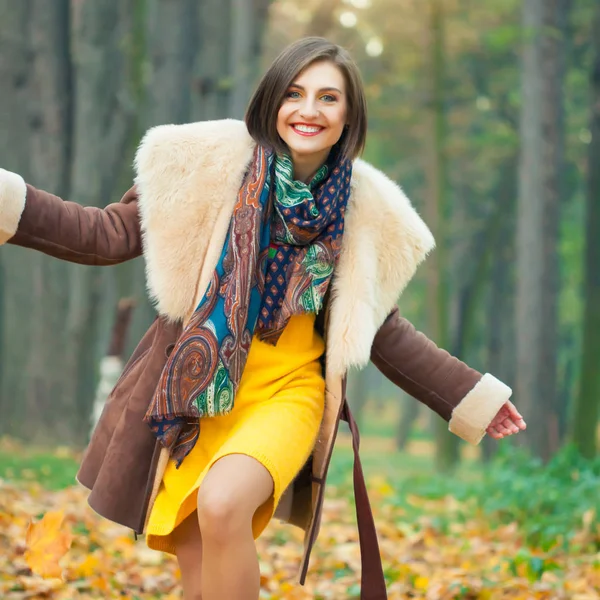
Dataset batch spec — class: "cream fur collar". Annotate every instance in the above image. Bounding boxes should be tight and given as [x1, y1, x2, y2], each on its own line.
[134, 119, 434, 376]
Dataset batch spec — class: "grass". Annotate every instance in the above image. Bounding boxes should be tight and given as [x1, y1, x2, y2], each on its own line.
[0, 436, 81, 489]
[0, 442, 449, 492]
[328, 434, 481, 489]
[0, 449, 80, 490]
[329, 398, 482, 488]
[0, 401, 476, 492]
[0, 406, 475, 493]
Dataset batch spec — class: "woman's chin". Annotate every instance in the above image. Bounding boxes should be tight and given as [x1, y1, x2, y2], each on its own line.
[286, 143, 331, 160]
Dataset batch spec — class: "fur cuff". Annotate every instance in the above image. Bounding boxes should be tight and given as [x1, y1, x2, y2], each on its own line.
[448, 373, 512, 445]
[0, 169, 26, 244]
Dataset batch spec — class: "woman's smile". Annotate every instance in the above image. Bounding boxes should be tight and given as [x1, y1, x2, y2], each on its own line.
[290, 123, 325, 136]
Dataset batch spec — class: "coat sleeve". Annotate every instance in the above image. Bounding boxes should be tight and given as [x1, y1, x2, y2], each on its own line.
[370, 307, 512, 445]
[0, 168, 142, 265]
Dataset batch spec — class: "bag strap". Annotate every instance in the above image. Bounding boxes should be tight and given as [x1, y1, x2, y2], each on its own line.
[341, 399, 388, 600]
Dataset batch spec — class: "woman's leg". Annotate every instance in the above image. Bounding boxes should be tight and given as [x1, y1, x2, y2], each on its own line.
[172, 511, 204, 600]
[197, 453, 274, 600]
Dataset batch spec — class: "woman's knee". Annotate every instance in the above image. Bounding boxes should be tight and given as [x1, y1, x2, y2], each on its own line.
[196, 484, 251, 543]
[196, 454, 274, 543]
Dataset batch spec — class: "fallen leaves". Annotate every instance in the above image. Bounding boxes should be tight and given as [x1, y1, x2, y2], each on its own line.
[24, 510, 73, 580]
[1, 476, 598, 599]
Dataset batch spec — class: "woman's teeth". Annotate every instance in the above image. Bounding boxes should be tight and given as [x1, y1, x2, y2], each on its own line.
[293, 125, 323, 134]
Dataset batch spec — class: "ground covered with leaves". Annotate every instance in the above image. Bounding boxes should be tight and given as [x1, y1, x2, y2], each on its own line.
[0, 437, 599, 599]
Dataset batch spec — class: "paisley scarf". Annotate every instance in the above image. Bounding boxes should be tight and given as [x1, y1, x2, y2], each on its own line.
[144, 145, 353, 466]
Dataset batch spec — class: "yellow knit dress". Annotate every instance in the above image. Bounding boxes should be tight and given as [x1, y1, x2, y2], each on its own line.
[145, 312, 325, 554]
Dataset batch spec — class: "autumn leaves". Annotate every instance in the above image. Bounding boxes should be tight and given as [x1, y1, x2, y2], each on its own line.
[25, 511, 72, 580]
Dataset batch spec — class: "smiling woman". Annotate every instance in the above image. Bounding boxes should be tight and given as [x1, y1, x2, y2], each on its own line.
[276, 62, 349, 182]
[0, 36, 524, 600]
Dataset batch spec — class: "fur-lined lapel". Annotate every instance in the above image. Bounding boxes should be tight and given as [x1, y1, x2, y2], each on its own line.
[134, 119, 434, 376]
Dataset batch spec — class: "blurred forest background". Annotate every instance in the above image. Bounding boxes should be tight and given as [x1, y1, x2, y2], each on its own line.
[1, 0, 598, 465]
[1, 1, 599, 598]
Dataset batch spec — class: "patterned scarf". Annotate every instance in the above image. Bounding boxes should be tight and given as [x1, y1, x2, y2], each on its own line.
[144, 145, 353, 466]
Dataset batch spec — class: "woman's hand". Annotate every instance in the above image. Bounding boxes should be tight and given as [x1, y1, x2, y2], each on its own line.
[486, 400, 527, 440]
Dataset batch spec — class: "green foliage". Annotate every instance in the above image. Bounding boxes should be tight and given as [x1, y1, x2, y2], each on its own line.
[0, 451, 79, 490]
[483, 25, 520, 52]
[506, 548, 562, 583]
[386, 444, 600, 554]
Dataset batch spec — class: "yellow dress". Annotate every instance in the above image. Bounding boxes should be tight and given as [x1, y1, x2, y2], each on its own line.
[145, 312, 325, 554]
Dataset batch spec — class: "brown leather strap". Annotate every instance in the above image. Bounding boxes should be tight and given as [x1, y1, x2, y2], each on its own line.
[341, 400, 388, 599]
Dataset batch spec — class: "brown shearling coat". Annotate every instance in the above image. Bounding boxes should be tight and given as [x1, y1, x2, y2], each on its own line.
[0, 119, 512, 600]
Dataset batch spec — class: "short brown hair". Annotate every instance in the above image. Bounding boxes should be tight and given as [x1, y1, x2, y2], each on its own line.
[245, 37, 367, 160]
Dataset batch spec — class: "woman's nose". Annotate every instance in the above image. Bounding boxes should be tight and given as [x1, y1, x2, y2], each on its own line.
[298, 97, 319, 119]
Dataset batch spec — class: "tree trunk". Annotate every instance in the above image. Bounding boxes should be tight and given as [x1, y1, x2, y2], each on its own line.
[484, 159, 518, 461]
[145, 0, 198, 126]
[0, 1, 33, 436]
[396, 396, 420, 451]
[572, 7, 600, 458]
[0, 1, 32, 172]
[229, 0, 255, 118]
[229, 0, 272, 117]
[191, 0, 232, 121]
[66, 0, 138, 445]
[515, 0, 547, 459]
[23, 1, 73, 443]
[0, 0, 74, 441]
[424, 0, 459, 473]
[539, 0, 570, 456]
[191, 0, 272, 122]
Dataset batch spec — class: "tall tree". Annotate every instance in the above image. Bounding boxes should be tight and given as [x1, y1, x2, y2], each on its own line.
[515, 0, 547, 459]
[191, 0, 272, 121]
[23, 1, 73, 441]
[65, 0, 139, 444]
[572, 5, 600, 458]
[0, 0, 34, 437]
[145, 0, 198, 126]
[192, 0, 232, 121]
[539, 0, 570, 453]
[516, 0, 569, 460]
[0, 0, 74, 442]
[230, 0, 257, 118]
[484, 159, 518, 461]
[425, 0, 459, 472]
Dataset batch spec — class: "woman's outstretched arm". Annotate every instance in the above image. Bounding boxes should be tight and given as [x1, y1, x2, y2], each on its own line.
[370, 307, 524, 445]
[0, 168, 141, 265]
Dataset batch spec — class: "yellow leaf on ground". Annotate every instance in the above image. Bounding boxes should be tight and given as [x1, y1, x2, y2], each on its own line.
[75, 554, 100, 578]
[24, 510, 73, 579]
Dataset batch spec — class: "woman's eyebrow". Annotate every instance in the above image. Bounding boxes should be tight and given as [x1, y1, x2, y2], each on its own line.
[289, 83, 343, 94]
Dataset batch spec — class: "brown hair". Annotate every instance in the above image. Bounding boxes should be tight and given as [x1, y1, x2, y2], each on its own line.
[245, 37, 367, 160]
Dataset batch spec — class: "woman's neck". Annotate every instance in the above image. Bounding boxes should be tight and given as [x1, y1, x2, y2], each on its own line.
[290, 150, 329, 183]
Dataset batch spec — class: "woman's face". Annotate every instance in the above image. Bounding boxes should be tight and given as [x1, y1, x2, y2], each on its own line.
[276, 60, 348, 168]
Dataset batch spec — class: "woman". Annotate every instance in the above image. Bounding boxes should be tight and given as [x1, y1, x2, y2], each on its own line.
[0, 38, 525, 600]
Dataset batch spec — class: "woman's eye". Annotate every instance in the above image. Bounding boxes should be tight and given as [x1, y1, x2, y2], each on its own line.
[286, 91, 301, 99]
[321, 94, 336, 102]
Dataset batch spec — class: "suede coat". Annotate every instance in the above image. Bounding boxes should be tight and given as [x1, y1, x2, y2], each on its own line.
[0, 119, 512, 600]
